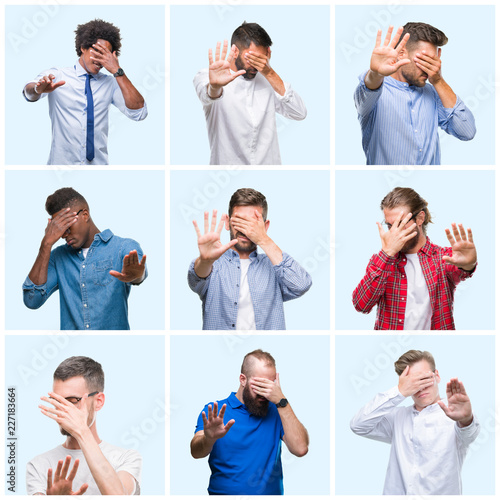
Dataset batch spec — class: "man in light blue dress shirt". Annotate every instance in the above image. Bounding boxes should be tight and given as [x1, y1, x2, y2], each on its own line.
[23, 188, 147, 330]
[23, 19, 147, 165]
[188, 188, 312, 330]
[354, 23, 476, 165]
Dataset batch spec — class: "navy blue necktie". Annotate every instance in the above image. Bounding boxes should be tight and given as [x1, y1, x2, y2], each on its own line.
[85, 73, 94, 162]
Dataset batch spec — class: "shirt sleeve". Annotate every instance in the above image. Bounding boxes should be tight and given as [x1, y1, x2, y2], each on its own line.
[22, 68, 61, 102]
[350, 385, 405, 443]
[435, 90, 476, 141]
[114, 448, 142, 495]
[119, 239, 148, 286]
[454, 414, 480, 449]
[187, 259, 212, 299]
[354, 71, 384, 120]
[26, 460, 47, 495]
[441, 247, 476, 286]
[111, 79, 148, 121]
[352, 250, 396, 313]
[273, 252, 312, 302]
[193, 69, 219, 108]
[22, 253, 59, 309]
[273, 82, 307, 121]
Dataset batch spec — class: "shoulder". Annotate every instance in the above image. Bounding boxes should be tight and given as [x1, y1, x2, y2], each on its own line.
[28, 445, 66, 467]
[194, 68, 209, 84]
[100, 441, 142, 463]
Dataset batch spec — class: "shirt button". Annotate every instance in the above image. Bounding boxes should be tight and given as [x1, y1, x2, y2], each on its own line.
[232, 324, 235, 327]
[82, 283, 85, 287]
[82, 265, 85, 268]
[79, 250, 82, 254]
[84, 304, 87, 308]
[402, 298, 405, 301]
[234, 302, 237, 305]
[414, 130, 418, 133]
[399, 319, 403, 323]
[236, 284, 239, 287]
[86, 324, 90, 328]
[402, 275, 405, 278]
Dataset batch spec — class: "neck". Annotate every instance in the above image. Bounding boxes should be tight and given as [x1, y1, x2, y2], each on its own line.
[79, 56, 92, 75]
[390, 69, 406, 83]
[414, 395, 441, 413]
[237, 249, 252, 260]
[405, 234, 427, 254]
[83, 223, 100, 248]
[235, 387, 244, 404]
[63, 424, 101, 450]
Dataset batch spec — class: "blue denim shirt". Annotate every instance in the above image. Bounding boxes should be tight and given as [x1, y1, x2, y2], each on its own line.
[188, 249, 312, 330]
[23, 229, 147, 330]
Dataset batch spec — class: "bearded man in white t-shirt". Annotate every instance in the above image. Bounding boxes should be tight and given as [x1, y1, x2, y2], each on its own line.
[352, 187, 477, 330]
[26, 356, 141, 495]
[188, 188, 312, 330]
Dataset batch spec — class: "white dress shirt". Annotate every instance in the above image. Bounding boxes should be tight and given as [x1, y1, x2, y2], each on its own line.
[193, 69, 306, 165]
[350, 386, 480, 495]
[23, 61, 148, 165]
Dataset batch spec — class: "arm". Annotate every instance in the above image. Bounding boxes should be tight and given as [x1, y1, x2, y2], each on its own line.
[250, 374, 308, 457]
[23, 73, 66, 102]
[190, 402, 235, 459]
[39, 393, 136, 495]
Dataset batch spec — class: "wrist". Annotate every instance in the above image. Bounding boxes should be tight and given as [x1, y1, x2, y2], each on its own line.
[73, 424, 93, 443]
[382, 246, 398, 257]
[458, 414, 473, 428]
[208, 84, 222, 98]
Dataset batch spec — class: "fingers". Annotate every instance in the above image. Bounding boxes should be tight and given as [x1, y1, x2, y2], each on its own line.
[216, 214, 226, 235]
[193, 220, 202, 239]
[207, 404, 213, 421]
[395, 31, 410, 52]
[67, 459, 80, 481]
[218, 403, 227, 420]
[394, 58, 411, 70]
[467, 228, 474, 243]
[210, 210, 217, 233]
[208, 48, 214, 66]
[444, 227, 455, 246]
[53, 80, 66, 89]
[388, 26, 403, 49]
[452, 223, 461, 241]
[222, 239, 238, 252]
[220, 40, 228, 61]
[383, 26, 394, 46]
[226, 44, 236, 64]
[375, 29, 382, 48]
[60, 455, 72, 480]
[204, 211, 209, 234]
[214, 41, 221, 62]
[47, 468, 53, 491]
[213, 401, 219, 418]
[402, 365, 410, 376]
[139, 254, 147, 267]
[127, 250, 139, 266]
[376, 221, 385, 238]
[229, 70, 246, 82]
[224, 418, 235, 432]
[75, 483, 89, 495]
[201, 411, 208, 428]
[437, 400, 449, 415]
[54, 459, 63, 482]
[109, 270, 125, 279]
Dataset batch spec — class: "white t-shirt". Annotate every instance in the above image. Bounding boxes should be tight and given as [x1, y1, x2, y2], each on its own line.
[26, 441, 142, 495]
[404, 253, 432, 330]
[82, 247, 90, 259]
[235, 258, 256, 330]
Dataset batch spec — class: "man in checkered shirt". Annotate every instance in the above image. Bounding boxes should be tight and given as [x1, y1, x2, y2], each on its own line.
[188, 188, 312, 330]
[352, 187, 476, 330]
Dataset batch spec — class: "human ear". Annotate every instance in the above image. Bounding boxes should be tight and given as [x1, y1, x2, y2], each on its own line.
[95, 392, 105, 412]
[239, 374, 247, 387]
[264, 220, 270, 232]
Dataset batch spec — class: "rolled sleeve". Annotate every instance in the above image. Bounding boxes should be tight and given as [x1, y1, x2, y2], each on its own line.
[23, 276, 54, 309]
[112, 84, 148, 121]
[354, 71, 384, 119]
[273, 252, 312, 301]
[193, 69, 221, 108]
[274, 82, 307, 120]
[188, 259, 212, 299]
[437, 94, 476, 140]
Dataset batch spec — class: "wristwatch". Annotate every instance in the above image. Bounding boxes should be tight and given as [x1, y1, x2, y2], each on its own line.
[113, 68, 125, 77]
[276, 398, 288, 408]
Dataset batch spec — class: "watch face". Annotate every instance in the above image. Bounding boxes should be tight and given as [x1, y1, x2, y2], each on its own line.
[278, 398, 288, 407]
[115, 68, 124, 77]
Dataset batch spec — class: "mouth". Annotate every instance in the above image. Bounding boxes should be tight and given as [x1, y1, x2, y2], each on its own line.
[66, 239, 76, 246]
[418, 392, 429, 398]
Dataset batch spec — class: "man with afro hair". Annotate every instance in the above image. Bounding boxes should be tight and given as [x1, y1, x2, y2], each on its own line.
[23, 19, 147, 165]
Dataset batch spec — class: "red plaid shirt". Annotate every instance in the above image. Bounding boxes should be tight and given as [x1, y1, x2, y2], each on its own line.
[352, 238, 475, 330]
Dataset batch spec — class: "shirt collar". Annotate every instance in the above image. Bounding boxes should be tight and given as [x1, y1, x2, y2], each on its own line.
[386, 75, 421, 92]
[74, 59, 105, 80]
[228, 248, 258, 260]
[417, 237, 434, 256]
[413, 400, 441, 415]
[227, 392, 244, 409]
[94, 229, 114, 243]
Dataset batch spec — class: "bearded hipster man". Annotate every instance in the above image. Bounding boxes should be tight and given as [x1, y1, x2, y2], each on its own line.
[190, 350, 308, 495]
[194, 22, 307, 165]
[354, 23, 475, 165]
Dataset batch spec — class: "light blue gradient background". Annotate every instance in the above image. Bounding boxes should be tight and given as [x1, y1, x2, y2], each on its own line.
[6, 170, 165, 330]
[335, 170, 494, 330]
[335, 335, 495, 495]
[5, 5, 165, 165]
[170, 170, 330, 330]
[170, 335, 330, 495]
[335, 5, 495, 165]
[4, 335, 165, 495]
[170, 5, 330, 165]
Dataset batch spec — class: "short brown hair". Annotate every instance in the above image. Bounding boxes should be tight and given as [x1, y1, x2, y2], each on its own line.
[397, 22, 448, 52]
[380, 187, 433, 234]
[228, 188, 268, 220]
[394, 350, 436, 375]
[54, 356, 105, 392]
[241, 349, 276, 376]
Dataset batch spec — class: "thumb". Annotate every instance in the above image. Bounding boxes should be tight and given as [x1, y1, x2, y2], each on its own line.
[376, 221, 384, 237]
[275, 373, 280, 386]
[394, 58, 411, 70]
[437, 400, 449, 415]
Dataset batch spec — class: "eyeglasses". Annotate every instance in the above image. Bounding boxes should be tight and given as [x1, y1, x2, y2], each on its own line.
[383, 210, 424, 230]
[75, 209, 84, 216]
[63, 391, 99, 405]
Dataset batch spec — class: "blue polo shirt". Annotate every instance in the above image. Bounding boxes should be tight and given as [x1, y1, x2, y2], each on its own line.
[195, 392, 284, 495]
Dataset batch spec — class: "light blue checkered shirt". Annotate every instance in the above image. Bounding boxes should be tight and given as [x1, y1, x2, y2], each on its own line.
[354, 71, 476, 165]
[188, 249, 312, 330]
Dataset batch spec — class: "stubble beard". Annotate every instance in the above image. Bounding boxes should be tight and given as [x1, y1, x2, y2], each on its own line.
[234, 54, 257, 80]
[230, 227, 257, 254]
[401, 224, 423, 254]
[243, 384, 269, 417]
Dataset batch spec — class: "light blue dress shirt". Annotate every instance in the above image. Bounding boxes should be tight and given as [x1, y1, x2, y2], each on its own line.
[23, 229, 147, 330]
[188, 249, 312, 330]
[354, 71, 476, 165]
[23, 61, 148, 165]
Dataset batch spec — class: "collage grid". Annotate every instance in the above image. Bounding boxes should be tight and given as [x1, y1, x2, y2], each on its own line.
[0, 0, 498, 498]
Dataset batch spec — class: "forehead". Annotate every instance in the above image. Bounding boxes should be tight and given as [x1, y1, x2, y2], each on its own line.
[250, 361, 276, 381]
[53, 376, 88, 395]
[409, 40, 438, 57]
[231, 205, 263, 217]
[409, 359, 433, 372]
[240, 42, 268, 56]
[383, 206, 410, 223]
[83, 38, 112, 51]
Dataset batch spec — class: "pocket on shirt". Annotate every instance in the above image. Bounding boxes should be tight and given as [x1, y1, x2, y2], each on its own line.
[92, 259, 113, 286]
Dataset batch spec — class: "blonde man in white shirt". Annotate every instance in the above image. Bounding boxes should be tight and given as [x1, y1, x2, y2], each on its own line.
[27, 356, 141, 495]
[193, 22, 307, 165]
[350, 349, 479, 495]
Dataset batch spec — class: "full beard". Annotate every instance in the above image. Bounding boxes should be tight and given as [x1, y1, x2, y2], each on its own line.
[230, 228, 257, 254]
[234, 54, 257, 80]
[401, 67, 427, 88]
[243, 384, 269, 417]
[401, 225, 422, 254]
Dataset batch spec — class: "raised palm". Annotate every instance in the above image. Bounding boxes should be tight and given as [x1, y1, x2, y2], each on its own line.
[193, 210, 237, 262]
[202, 402, 235, 440]
[208, 40, 246, 89]
[438, 379, 472, 423]
[370, 26, 410, 77]
[443, 224, 476, 269]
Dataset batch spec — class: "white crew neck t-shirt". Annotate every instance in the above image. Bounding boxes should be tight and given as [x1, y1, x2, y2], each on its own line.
[404, 253, 432, 330]
[236, 258, 256, 330]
